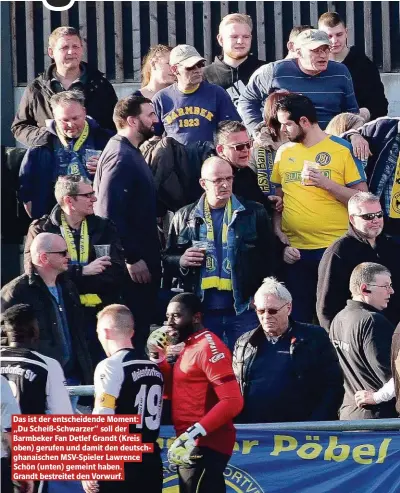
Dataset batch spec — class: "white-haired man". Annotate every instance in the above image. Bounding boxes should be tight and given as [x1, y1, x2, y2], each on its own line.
[330, 262, 397, 420]
[152, 44, 240, 145]
[317, 192, 400, 331]
[232, 277, 343, 423]
[203, 13, 265, 106]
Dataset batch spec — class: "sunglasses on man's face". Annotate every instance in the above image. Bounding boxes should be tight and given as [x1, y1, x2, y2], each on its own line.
[46, 250, 68, 257]
[70, 191, 96, 199]
[185, 61, 206, 71]
[353, 211, 384, 221]
[255, 302, 290, 316]
[225, 141, 253, 152]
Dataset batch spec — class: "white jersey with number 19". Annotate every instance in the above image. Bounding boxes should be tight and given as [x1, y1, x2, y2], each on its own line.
[93, 349, 164, 444]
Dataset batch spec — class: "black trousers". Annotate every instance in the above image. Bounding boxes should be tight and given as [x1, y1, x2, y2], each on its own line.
[1, 458, 13, 493]
[123, 274, 160, 355]
[178, 447, 230, 493]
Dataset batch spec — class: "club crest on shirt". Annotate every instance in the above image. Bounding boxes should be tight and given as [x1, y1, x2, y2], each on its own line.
[209, 352, 225, 363]
[315, 152, 331, 166]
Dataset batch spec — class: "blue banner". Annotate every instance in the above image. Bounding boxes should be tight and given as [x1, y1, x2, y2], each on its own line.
[160, 426, 400, 493]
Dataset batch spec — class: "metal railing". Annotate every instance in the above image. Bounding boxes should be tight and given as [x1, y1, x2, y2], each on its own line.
[67, 385, 400, 431]
[10, 1, 400, 87]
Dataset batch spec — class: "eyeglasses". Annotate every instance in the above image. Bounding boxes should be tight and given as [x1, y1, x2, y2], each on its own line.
[368, 283, 393, 291]
[70, 191, 96, 199]
[255, 302, 290, 316]
[185, 61, 206, 71]
[46, 250, 68, 257]
[353, 211, 384, 221]
[225, 141, 253, 151]
[203, 176, 234, 186]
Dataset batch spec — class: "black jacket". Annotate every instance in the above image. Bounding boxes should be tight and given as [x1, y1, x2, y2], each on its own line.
[11, 62, 118, 147]
[232, 165, 273, 216]
[232, 321, 344, 422]
[23, 205, 126, 305]
[352, 118, 399, 237]
[317, 225, 400, 331]
[163, 195, 276, 314]
[342, 46, 388, 121]
[0, 271, 93, 384]
[392, 322, 400, 415]
[94, 135, 160, 272]
[203, 55, 265, 106]
[140, 137, 215, 216]
[330, 300, 396, 419]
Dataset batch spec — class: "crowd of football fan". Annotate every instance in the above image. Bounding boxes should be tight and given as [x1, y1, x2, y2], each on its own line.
[1, 11, 400, 493]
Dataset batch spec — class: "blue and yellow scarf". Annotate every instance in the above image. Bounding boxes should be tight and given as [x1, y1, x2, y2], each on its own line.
[200, 198, 232, 291]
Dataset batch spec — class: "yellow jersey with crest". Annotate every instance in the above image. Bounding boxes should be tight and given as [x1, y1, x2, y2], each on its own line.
[271, 135, 366, 249]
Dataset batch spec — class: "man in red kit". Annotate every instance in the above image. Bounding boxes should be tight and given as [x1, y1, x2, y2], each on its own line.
[147, 292, 243, 493]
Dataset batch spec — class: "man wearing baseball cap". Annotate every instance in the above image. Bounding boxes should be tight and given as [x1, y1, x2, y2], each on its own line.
[238, 29, 359, 135]
[152, 44, 240, 145]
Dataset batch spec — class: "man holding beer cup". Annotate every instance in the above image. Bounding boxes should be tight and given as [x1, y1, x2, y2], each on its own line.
[270, 94, 368, 323]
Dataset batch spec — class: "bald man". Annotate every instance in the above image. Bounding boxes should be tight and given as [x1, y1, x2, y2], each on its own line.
[164, 157, 276, 349]
[1, 232, 92, 386]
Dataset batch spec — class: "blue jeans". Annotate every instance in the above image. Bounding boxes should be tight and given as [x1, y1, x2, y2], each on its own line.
[284, 248, 326, 324]
[203, 308, 259, 352]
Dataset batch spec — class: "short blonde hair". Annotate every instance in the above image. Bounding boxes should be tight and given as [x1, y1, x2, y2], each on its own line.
[49, 26, 82, 49]
[219, 13, 253, 33]
[97, 304, 134, 336]
[326, 113, 365, 137]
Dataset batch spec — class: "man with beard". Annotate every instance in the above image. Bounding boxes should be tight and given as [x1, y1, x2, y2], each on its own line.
[270, 94, 367, 322]
[203, 14, 265, 107]
[152, 44, 240, 145]
[94, 96, 160, 354]
[317, 192, 400, 330]
[147, 292, 243, 493]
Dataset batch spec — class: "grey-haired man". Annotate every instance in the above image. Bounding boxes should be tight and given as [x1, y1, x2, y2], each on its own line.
[238, 29, 359, 135]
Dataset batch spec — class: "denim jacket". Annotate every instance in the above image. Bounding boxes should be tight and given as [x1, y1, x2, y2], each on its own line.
[163, 194, 276, 314]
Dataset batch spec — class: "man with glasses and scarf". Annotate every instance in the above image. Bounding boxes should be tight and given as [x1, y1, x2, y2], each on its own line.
[23, 175, 125, 365]
[164, 157, 275, 350]
[232, 277, 343, 423]
[1, 232, 93, 395]
[317, 192, 400, 331]
[152, 44, 240, 145]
